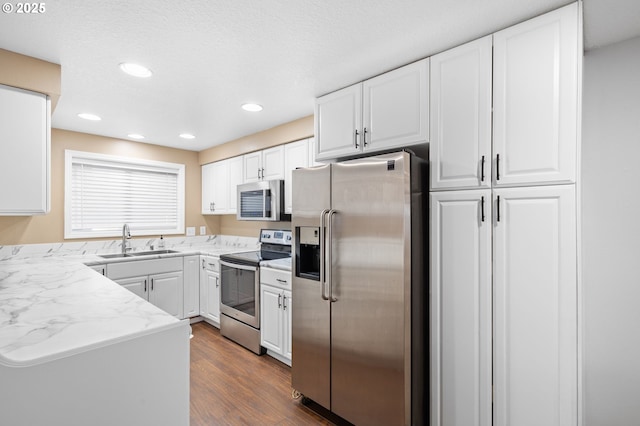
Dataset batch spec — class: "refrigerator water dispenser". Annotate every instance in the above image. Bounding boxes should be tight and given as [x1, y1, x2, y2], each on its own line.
[295, 226, 320, 281]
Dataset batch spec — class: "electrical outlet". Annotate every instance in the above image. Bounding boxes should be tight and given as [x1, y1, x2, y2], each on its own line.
[186, 227, 195, 236]
[200, 226, 206, 235]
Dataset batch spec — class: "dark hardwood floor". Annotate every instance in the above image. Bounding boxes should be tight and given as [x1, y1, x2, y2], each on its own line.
[190, 321, 333, 426]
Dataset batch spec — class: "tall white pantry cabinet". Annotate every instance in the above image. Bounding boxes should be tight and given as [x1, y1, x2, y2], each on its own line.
[429, 3, 581, 426]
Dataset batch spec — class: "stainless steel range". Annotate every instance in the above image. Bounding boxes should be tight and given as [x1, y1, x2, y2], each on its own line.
[219, 229, 292, 354]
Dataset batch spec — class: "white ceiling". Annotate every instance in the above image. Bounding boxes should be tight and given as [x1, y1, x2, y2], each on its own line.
[1, 0, 638, 152]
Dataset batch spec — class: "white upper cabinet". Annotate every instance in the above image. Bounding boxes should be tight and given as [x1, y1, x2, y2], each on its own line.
[493, 2, 578, 187]
[315, 84, 363, 161]
[315, 59, 429, 161]
[243, 145, 285, 182]
[284, 139, 310, 214]
[0, 84, 50, 215]
[202, 156, 243, 215]
[430, 36, 492, 190]
[492, 184, 577, 426]
[362, 58, 429, 152]
[201, 162, 215, 214]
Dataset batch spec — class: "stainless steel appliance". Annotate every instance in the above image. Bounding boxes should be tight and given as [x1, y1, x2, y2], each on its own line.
[219, 229, 292, 354]
[291, 151, 427, 425]
[236, 180, 289, 221]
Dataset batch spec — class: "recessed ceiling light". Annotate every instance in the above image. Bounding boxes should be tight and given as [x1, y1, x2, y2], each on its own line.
[241, 103, 263, 112]
[78, 113, 101, 121]
[179, 133, 195, 140]
[128, 134, 145, 139]
[119, 62, 153, 78]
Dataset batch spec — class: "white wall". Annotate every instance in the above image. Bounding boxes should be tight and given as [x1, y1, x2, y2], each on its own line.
[582, 35, 640, 425]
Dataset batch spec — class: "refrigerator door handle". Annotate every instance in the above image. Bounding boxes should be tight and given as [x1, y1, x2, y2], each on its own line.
[320, 208, 330, 301]
[327, 209, 338, 303]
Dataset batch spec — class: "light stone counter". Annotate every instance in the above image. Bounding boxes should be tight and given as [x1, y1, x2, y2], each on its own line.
[0, 234, 259, 367]
[0, 257, 180, 367]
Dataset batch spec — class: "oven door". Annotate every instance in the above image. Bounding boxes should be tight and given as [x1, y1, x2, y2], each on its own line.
[219, 260, 260, 328]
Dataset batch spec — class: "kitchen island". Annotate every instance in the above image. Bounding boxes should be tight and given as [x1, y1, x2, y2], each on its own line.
[0, 256, 190, 426]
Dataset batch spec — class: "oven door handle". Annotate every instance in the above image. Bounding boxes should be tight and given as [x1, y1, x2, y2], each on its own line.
[219, 260, 258, 272]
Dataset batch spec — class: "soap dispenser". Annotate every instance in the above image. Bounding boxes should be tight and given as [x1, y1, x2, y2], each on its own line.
[158, 235, 165, 249]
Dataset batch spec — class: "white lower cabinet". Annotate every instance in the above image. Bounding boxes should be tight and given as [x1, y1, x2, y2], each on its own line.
[493, 185, 577, 426]
[89, 264, 106, 276]
[430, 190, 492, 426]
[199, 256, 220, 327]
[114, 271, 184, 319]
[183, 255, 200, 318]
[431, 184, 577, 426]
[260, 267, 292, 365]
[107, 257, 184, 319]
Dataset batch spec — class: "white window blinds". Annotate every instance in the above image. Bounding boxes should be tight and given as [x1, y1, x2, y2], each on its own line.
[65, 150, 185, 239]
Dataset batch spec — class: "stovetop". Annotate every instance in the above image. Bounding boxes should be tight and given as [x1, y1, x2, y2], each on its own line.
[220, 229, 292, 267]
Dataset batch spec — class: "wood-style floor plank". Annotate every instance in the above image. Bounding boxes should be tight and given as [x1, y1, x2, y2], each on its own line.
[190, 321, 334, 426]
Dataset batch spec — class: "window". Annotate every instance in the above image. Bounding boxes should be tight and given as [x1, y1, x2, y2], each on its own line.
[65, 150, 185, 239]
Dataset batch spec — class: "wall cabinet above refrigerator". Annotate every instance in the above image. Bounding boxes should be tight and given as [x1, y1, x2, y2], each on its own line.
[0, 84, 50, 215]
[314, 59, 429, 161]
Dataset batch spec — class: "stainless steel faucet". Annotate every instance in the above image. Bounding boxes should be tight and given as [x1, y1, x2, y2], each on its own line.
[122, 224, 131, 254]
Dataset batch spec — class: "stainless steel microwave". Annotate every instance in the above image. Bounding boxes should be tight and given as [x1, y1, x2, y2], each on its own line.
[236, 180, 289, 221]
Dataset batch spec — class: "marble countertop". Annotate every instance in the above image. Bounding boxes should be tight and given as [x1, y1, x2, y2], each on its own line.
[0, 235, 259, 368]
[0, 257, 180, 367]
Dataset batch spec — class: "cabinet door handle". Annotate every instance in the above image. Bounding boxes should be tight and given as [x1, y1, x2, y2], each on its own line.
[363, 127, 368, 147]
[261, 168, 265, 179]
[202, 259, 205, 269]
[354, 129, 359, 149]
[496, 154, 501, 181]
[481, 196, 485, 222]
[278, 293, 282, 308]
[144, 279, 147, 292]
[151, 278, 154, 291]
[283, 295, 287, 311]
[481, 155, 485, 182]
[215, 276, 219, 288]
[496, 195, 501, 222]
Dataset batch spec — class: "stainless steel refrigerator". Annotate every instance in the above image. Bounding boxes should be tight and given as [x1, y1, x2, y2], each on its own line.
[291, 151, 427, 426]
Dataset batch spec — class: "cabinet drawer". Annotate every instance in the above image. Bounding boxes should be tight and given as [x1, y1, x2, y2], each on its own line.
[201, 256, 219, 272]
[107, 257, 183, 280]
[260, 267, 291, 290]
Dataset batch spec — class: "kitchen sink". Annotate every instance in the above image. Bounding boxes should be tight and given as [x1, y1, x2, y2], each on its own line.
[129, 249, 180, 256]
[99, 249, 180, 259]
[99, 253, 132, 259]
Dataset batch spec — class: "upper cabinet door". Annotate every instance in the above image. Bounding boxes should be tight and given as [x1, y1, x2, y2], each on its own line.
[363, 58, 429, 152]
[211, 160, 230, 213]
[315, 84, 363, 161]
[243, 151, 262, 183]
[201, 163, 216, 214]
[430, 37, 492, 190]
[262, 145, 285, 180]
[284, 139, 310, 214]
[493, 3, 578, 187]
[0, 85, 50, 215]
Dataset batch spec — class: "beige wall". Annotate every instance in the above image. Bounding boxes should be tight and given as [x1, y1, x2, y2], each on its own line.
[0, 48, 61, 110]
[0, 129, 214, 245]
[199, 115, 313, 165]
